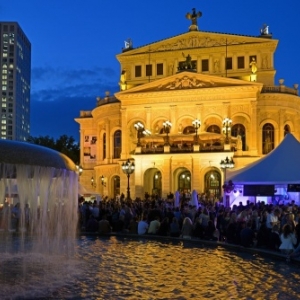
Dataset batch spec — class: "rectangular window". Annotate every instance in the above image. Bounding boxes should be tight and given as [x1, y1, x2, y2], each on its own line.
[237, 56, 245, 69]
[135, 65, 141, 77]
[225, 57, 232, 70]
[146, 64, 152, 77]
[202, 59, 209, 72]
[156, 63, 163, 76]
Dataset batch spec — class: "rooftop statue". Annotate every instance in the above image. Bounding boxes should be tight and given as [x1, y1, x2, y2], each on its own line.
[186, 8, 202, 31]
[260, 24, 270, 35]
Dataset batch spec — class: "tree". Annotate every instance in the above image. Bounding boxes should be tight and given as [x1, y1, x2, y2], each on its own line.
[27, 135, 80, 164]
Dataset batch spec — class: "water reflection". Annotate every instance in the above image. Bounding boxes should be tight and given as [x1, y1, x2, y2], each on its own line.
[1, 236, 300, 299]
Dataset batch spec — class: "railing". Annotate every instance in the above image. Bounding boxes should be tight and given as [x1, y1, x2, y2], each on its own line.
[261, 85, 298, 96]
[139, 143, 230, 154]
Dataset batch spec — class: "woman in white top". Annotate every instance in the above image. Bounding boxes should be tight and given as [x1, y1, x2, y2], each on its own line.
[279, 224, 297, 255]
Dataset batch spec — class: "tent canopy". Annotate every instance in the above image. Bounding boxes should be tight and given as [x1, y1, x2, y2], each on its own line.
[227, 133, 300, 185]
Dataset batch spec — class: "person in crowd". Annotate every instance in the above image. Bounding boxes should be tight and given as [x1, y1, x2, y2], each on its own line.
[266, 208, 280, 231]
[286, 212, 296, 232]
[148, 216, 161, 234]
[24, 203, 31, 232]
[198, 208, 210, 230]
[173, 207, 182, 227]
[193, 216, 205, 239]
[250, 209, 260, 233]
[240, 221, 256, 247]
[157, 217, 169, 236]
[181, 217, 193, 239]
[111, 207, 120, 231]
[226, 212, 238, 244]
[267, 224, 281, 251]
[85, 215, 99, 232]
[169, 217, 181, 237]
[204, 220, 219, 241]
[128, 216, 138, 234]
[91, 201, 100, 221]
[98, 214, 112, 234]
[279, 224, 297, 255]
[137, 215, 149, 235]
[11, 202, 21, 232]
[165, 207, 175, 224]
[219, 211, 230, 242]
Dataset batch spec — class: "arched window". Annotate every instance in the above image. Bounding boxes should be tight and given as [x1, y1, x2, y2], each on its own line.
[207, 125, 221, 133]
[153, 171, 162, 196]
[284, 124, 291, 136]
[103, 133, 106, 159]
[262, 123, 274, 154]
[178, 170, 191, 192]
[204, 171, 221, 199]
[231, 124, 246, 151]
[113, 176, 120, 198]
[113, 130, 121, 158]
[183, 126, 195, 134]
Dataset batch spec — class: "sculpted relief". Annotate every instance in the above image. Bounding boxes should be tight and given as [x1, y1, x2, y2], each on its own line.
[155, 36, 245, 51]
[157, 76, 216, 90]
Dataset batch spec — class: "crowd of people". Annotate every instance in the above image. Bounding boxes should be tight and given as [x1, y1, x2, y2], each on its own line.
[79, 194, 300, 261]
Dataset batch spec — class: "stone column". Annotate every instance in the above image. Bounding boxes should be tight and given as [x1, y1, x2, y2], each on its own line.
[104, 119, 110, 162]
[249, 100, 258, 155]
[120, 107, 128, 159]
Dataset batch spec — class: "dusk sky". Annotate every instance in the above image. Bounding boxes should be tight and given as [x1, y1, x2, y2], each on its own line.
[1, 0, 299, 142]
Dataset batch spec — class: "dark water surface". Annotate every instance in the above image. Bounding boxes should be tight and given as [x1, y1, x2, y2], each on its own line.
[1, 235, 300, 299]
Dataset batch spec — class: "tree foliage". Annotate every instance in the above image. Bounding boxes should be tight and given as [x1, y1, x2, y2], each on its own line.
[27, 135, 80, 164]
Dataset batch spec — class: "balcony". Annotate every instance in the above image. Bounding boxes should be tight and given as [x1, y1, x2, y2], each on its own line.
[136, 133, 236, 154]
[261, 84, 298, 96]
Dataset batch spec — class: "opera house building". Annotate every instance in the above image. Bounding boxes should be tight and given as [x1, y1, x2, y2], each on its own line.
[76, 9, 299, 206]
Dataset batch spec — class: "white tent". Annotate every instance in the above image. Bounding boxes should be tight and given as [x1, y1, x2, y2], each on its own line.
[78, 183, 102, 202]
[227, 133, 300, 185]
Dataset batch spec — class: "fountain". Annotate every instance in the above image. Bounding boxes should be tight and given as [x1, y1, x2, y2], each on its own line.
[0, 140, 81, 298]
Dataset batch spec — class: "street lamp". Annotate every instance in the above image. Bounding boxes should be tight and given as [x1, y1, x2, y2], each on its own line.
[192, 119, 201, 144]
[91, 176, 96, 187]
[220, 157, 235, 206]
[101, 175, 106, 187]
[163, 120, 172, 145]
[134, 122, 151, 147]
[76, 165, 83, 176]
[122, 159, 135, 200]
[222, 117, 232, 144]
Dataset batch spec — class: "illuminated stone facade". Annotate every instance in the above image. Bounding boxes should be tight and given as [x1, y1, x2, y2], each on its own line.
[76, 11, 299, 203]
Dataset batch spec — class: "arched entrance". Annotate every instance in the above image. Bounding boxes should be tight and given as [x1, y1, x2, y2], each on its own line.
[178, 170, 191, 193]
[153, 170, 162, 197]
[144, 168, 162, 197]
[204, 170, 221, 200]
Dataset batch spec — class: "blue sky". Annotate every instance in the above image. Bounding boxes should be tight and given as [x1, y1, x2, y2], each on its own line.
[1, 0, 299, 141]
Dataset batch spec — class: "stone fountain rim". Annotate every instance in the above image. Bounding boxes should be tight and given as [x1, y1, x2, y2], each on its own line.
[0, 140, 76, 171]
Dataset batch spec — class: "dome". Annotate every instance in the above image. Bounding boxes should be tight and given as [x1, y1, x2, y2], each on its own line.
[0, 140, 76, 171]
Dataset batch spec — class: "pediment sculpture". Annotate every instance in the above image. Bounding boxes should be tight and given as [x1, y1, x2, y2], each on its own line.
[157, 76, 215, 90]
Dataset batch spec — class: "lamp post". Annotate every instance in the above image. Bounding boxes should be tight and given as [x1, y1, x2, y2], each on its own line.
[220, 157, 235, 207]
[134, 122, 151, 147]
[192, 119, 201, 144]
[122, 159, 135, 200]
[222, 117, 232, 144]
[91, 176, 96, 188]
[101, 175, 106, 187]
[76, 165, 83, 176]
[163, 120, 172, 145]
[134, 122, 144, 147]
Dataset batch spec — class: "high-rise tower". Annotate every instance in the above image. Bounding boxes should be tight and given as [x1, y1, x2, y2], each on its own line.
[0, 22, 31, 141]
